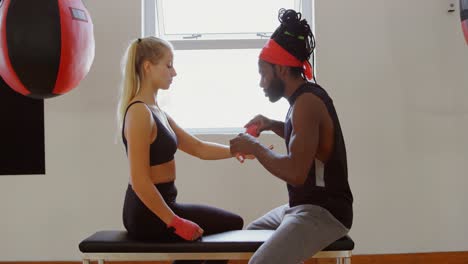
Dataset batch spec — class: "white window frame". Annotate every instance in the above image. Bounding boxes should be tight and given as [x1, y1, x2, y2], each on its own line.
[141, 0, 315, 133]
[142, 0, 314, 50]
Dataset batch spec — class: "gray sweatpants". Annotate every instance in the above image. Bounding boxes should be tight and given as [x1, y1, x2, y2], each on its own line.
[247, 204, 349, 264]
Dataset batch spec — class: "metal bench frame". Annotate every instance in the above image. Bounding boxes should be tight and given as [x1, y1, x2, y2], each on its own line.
[83, 250, 352, 264]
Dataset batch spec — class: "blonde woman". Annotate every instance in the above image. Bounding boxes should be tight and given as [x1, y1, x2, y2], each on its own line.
[117, 37, 243, 264]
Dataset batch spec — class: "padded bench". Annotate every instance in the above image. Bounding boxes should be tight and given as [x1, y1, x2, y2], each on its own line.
[79, 230, 354, 264]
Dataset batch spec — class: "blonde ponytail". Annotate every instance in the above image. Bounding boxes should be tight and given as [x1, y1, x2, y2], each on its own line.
[116, 37, 173, 132]
[117, 40, 139, 130]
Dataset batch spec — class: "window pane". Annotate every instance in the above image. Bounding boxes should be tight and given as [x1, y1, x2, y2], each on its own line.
[161, 0, 295, 36]
[158, 49, 289, 130]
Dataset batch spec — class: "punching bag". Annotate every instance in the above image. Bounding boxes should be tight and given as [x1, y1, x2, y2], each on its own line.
[0, 0, 95, 99]
[462, 0, 468, 45]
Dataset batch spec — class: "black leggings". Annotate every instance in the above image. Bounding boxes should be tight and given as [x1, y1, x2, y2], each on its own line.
[123, 182, 244, 264]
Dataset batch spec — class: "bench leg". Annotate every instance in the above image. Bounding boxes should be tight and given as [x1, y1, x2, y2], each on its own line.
[98, 259, 105, 264]
[82, 259, 90, 264]
[337, 257, 352, 264]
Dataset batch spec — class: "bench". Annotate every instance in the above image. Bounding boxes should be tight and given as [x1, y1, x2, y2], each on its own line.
[79, 230, 354, 264]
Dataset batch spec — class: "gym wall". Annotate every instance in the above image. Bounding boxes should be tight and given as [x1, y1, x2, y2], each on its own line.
[0, 0, 467, 261]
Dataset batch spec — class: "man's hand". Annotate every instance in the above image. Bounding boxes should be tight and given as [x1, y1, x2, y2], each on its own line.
[235, 124, 259, 162]
[230, 133, 260, 157]
[244, 115, 273, 135]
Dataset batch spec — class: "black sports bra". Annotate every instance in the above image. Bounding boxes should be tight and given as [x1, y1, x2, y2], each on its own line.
[122, 101, 178, 166]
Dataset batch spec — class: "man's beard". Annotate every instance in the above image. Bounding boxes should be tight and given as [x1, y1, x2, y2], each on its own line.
[265, 76, 285, 103]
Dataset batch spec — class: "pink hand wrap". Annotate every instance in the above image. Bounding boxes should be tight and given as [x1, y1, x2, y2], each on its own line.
[167, 215, 199, 241]
[245, 124, 259, 137]
[237, 124, 259, 162]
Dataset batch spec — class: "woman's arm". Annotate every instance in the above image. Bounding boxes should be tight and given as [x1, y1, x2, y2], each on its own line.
[166, 114, 233, 160]
[125, 104, 176, 224]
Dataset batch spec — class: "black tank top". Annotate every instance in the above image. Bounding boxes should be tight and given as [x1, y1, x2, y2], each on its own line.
[122, 101, 178, 166]
[285, 82, 353, 229]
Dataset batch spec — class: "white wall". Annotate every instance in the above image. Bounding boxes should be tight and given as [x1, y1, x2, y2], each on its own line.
[316, 0, 468, 254]
[1, 0, 467, 260]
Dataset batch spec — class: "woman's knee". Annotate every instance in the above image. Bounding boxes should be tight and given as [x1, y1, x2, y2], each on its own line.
[206, 212, 243, 234]
[229, 214, 244, 230]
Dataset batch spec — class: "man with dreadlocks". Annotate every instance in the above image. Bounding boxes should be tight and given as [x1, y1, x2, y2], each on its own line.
[230, 9, 353, 264]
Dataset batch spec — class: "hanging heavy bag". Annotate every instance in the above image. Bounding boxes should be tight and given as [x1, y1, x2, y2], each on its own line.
[0, 0, 95, 99]
[461, 0, 468, 45]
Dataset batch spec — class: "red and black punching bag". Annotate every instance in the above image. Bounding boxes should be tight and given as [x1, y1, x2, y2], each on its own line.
[0, 0, 94, 99]
[461, 0, 468, 45]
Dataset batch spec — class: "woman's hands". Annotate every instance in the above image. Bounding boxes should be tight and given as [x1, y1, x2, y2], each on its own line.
[167, 215, 204, 241]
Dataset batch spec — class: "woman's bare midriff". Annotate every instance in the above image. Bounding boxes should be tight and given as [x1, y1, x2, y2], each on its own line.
[149, 159, 177, 184]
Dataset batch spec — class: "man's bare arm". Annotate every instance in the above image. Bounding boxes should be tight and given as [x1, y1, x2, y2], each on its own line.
[252, 94, 323, 186]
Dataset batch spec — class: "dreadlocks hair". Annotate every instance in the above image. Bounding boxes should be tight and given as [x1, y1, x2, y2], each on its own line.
[270, 8, 316, 80]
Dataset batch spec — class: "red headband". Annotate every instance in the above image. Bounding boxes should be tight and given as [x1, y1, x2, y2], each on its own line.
[259, 39, 313, 80]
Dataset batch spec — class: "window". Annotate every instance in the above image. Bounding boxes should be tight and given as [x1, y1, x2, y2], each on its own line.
[143, 0, 314, 132]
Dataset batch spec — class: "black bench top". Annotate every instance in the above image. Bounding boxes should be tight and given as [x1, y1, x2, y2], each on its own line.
[79, 230, 354, 253]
